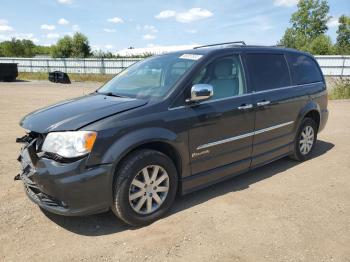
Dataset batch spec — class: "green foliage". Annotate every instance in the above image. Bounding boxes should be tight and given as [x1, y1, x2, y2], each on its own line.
[329, 78, 350, 99]
[51, 36, 73, 58]
[335, 15, 350, 54]
[0, 38, 52, 57]
[51, 33, 91, 58]
[306, 34, 335, 54]
[71, 33, 91, 58]
[0, 38, 34, 57]
[92, 50, 116, 58]
[280, 0, 337, 54]
[291, 0, 330, 38]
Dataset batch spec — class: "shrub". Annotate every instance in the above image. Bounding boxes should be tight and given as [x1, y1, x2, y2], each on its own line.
[329, 78, 350, 99]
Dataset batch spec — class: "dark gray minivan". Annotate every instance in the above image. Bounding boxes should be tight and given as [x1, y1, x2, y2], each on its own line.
[16, 42, 328, 226]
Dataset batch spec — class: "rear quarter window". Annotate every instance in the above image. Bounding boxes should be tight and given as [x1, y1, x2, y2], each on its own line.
[245, 53, 291, 92]
[286, 53, 323, 85]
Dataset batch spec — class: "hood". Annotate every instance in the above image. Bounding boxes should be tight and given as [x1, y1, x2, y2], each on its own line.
[20, 93, 147, 133]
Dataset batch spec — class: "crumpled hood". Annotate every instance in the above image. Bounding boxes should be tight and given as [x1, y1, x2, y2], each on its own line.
[20, 93, 147, 133]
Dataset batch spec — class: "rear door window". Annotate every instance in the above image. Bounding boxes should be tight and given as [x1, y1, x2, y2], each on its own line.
[245, 53, 291, 92]
[286, 53, 323, 85]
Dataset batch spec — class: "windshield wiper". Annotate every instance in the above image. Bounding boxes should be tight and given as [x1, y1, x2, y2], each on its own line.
[96, 91, 126, 98]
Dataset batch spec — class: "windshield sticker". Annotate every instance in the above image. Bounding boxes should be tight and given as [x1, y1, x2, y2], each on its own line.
[179, 54, 203, 60]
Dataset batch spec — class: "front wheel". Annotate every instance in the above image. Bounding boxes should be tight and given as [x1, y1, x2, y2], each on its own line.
[112, 149, 178, 226]
[290, 117, 317, 161]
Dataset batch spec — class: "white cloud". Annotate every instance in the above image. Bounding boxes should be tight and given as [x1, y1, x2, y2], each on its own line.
[107, 17, 124, 24]
[57, 0, 72, 5]
[58, 18, 69, 25]
[143, 34, 156, 40]
[41, 24, 55, 30]
[0, 19, 14, 32]
[143, 25, 158, 33]
[273, 0, 298, 7]
[328, 17, 339, 28]
[155, 10, 176, 19]
[72, 24, 80, 31]
[103, 28, 116, 33]
[0, 19, 9, 25]
[47, 33, 60, 39]
[105, 44, 114, 49]
[17, 33, 40, 43]
[0, 25, 13, 32]
[155, 8, 213, 23]
[176, 8, 213, 23]
[0, 32, 39, 43]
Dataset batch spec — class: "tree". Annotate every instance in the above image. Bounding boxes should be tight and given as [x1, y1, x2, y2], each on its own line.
[51, 36, 73, 58]
[280, 0, 333, 54]
[51, 33, 91, 58]
[336, 15, 350, 54]
[0, 38, 36, 57]
[306, 34, 334, 54]
[290, 0, 330, 39]
[71, 32, 91, 58]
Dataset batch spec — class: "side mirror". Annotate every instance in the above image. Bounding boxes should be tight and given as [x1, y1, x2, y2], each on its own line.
[187, 84, 214, 103]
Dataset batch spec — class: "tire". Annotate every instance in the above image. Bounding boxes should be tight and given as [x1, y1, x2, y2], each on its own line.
[290, 117, 318, 161]
[111, 149, 178, 226]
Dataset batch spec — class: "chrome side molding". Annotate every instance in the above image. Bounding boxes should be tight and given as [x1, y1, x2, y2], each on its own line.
[196, 121, 294, 150]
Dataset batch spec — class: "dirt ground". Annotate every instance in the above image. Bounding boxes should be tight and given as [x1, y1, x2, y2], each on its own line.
[0, 81, 349, 262]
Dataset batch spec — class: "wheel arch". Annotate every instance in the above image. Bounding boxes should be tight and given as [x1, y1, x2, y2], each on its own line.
[294, 101, 321, 134]
[102, 127, 186, 194]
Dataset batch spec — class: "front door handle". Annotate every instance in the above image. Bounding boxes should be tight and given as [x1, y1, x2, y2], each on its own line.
[237, 104, 253, 110]
[257, 101, 271, 106]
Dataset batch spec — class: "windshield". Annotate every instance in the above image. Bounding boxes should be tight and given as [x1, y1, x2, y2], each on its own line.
[97, 53, 202, 99]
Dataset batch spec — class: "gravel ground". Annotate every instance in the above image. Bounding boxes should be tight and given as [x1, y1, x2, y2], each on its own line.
[0, 81, 349, 262]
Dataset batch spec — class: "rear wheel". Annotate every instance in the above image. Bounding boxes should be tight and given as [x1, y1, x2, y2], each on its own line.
[112, 149, 178, 226]
[290, 117, 317, 161]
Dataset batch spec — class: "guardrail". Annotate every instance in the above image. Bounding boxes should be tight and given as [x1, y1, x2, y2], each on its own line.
[0, 55, 349, 76]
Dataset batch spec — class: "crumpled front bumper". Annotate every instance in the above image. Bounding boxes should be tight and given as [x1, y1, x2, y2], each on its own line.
[16, 135, 113, 216]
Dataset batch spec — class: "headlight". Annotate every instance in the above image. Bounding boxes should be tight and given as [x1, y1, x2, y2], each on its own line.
[42, 131, 97, 158]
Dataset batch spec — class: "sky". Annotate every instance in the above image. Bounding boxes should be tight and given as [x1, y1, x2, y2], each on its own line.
[0, 0, 348, 52]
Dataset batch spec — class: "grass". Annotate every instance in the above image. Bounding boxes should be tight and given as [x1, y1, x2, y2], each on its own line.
[18, 72, 115, 83]
[328, 78, 350, 100]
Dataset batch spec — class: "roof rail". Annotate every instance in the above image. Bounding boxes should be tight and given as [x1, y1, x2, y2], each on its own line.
[194, 41, 246, 49]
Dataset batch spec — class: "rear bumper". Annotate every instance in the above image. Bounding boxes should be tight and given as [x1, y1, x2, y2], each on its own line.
[318, 108, 329, 133]
[18, 142, 113, 216]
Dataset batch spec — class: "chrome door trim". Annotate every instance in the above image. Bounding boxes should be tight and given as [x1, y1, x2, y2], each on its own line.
[196, 121, 294, 150]
[254, 121, 294, 135]
[197, 131, 255, 150]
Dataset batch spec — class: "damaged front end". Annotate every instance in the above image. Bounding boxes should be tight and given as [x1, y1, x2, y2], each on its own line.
[15, 132, 67, 208]
[15, 131, 113, 216]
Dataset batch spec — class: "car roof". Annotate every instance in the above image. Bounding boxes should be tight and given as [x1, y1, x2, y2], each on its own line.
[162, 45, 312, 58]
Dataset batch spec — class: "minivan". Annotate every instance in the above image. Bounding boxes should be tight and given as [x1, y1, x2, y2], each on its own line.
[16, 42, 328, 226]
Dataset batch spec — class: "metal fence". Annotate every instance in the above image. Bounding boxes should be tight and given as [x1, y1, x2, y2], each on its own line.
[0, 57, 142, 75]
[314, 56, 350, 77]
[0, 55, 349, 76]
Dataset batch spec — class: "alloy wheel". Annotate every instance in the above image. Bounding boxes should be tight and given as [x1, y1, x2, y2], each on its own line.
[299, 125, 314, 155]
[128, 165, 170, 215]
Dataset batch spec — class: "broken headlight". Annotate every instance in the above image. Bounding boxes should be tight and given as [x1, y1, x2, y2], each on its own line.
[42, 131, 97, 158]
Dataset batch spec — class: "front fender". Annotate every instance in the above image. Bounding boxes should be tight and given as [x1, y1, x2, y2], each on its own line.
[102, 127, 179, 164]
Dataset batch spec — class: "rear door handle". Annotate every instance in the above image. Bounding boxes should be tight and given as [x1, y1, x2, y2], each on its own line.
[257, 101, 271, 106]
[237, 104, 253, 110]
